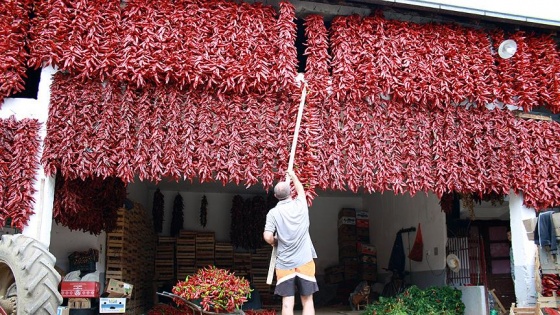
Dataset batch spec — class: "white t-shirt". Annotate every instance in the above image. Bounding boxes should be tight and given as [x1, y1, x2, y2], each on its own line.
[264, 195, 317, 269]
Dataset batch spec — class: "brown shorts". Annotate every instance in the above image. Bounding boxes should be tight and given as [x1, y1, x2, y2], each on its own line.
[274, 260, 319, 297]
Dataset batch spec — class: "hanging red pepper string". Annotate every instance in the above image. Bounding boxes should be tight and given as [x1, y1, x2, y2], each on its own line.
[30, 0, 297, 95]
[151, 188, 164, 233]
[200, 195, 208, 228]
[0, 117, 41, 229]
[0, 0, 31, 106]
[170, 193, 184, 237]
[53, 174, 126, 234]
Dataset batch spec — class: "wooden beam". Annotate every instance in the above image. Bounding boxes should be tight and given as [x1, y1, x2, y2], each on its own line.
[515, 112, 553, 121]
[490, 289, 507, 314]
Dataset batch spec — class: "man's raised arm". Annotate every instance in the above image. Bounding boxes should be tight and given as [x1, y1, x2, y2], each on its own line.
[288, 170, 305, 199]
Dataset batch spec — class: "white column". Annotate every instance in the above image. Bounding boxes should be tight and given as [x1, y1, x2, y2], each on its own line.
[509, 190, 538, 306]
[1, 67, 57, 248]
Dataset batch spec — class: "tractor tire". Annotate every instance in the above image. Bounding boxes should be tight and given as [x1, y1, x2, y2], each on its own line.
[0, 234, 62, 314]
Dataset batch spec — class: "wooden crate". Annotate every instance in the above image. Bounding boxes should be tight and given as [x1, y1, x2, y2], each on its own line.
[195, 232, 215, 268]
[537, 293, 560, 309]
[104, 203, 157, 314]
[509, 303, 538, 315]
[215, 242, 234, 269]
[176, 230, 196, 279]
[234, 253, 251, 278]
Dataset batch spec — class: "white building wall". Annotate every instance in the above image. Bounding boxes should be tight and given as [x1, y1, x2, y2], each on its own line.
[364, 191, 447, 286]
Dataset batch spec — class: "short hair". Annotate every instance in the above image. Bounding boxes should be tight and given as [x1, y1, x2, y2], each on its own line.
[274, 182, 290, 200]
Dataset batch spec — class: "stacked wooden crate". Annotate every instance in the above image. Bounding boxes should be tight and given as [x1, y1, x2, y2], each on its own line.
[355, 210, 370, 244]
[357, 243, 377, 282]
[176, 230, 196, 280]
[529, 214, 560, 313]
[355, 210, 375, 282]
[338, 208, 358, 281]
[252, 247, 273, 305]
[336, 208, 359, 303]
[105, 203, 156, 314]
[155, 236, 176, 283]
[215, 242, 234, 269]
[195, 232, 215, 268]
[233, 252, 251, 279]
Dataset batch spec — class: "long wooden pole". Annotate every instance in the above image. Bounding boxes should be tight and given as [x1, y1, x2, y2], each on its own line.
[267, 82, 308, 285]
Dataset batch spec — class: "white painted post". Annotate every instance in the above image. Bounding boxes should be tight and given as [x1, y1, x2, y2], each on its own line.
[509, 190, 538, 307]
[1, 67, 57, 248]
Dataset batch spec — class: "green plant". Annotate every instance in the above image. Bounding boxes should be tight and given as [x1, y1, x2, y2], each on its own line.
[173, 266, 252, 313]
[364, 285, 465, 315]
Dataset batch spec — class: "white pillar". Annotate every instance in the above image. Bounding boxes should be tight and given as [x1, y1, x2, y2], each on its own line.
[509, 190, 538, 306]
[1, 67, 57, 248]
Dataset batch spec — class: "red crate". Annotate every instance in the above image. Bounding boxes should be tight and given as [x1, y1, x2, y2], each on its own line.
[356, 219, 369, 228]
[60, 281, 100, 298]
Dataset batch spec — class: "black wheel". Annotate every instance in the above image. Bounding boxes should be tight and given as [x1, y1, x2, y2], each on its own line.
[0, 234, 62, 314]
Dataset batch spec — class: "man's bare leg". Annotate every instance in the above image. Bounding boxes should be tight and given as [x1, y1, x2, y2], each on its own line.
[300, 295, 315, 315]
[282, 296, 295, 315]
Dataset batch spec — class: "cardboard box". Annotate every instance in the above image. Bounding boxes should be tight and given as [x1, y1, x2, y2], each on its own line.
[338, 208, 355, 219]
[325, 272, 344, 284]
[358, 243, 377, 256]
[338, 217, 356, 227]
[355, 210, 369, 220]
[57, 307, 70, 315]
[356, 228, 370, 243]
[523, 217, 538, 233]
[356, 219, 369, 228]
[552, 213, 560, 235]
[69, 298, 91, 309]
[60, 281, 100, 298]
[106, 279, 133, 298]
[325, 264, 344, 275]
[360, 254, 377, 265]
[100, 298, 126, 313]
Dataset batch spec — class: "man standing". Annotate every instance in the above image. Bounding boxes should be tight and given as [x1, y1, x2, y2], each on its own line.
[263, 171, 318, 315]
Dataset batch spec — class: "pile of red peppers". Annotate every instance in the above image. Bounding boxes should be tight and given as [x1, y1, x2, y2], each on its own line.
[0, 117, 41, 229]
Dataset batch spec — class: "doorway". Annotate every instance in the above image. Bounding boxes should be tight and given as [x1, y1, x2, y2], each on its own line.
[479, 221, 515, 309]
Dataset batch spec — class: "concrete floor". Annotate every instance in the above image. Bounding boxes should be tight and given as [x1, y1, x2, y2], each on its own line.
[293, 306, 364, 315]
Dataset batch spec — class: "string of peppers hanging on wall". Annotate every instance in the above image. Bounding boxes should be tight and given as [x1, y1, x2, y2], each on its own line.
[230, 195, 244, 248]
[152, 188, 164, 233]
[200, 195, 208, 228]
[170, 193, 184, 237]
[229, 194, 275, 249]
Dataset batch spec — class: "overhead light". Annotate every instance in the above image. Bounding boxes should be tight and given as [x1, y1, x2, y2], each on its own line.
[498, 39, 517, 59]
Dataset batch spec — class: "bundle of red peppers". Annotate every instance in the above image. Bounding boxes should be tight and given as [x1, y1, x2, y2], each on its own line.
[0, 117, 41, 229]
[0, 0, 31, 105]
[542, 274, 560, 297]
[230, 195, 270, 250]
[328, 12, 560, 113]
[28, 0, 298, 94]
[53, 173, 126, 235]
